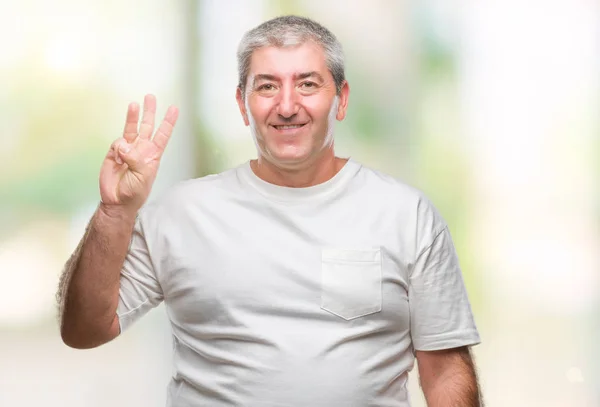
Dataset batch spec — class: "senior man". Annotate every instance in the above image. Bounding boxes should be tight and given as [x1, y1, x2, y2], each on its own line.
[58, 15, 483, 407]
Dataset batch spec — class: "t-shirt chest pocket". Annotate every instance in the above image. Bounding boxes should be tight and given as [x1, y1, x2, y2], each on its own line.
[320, 248, 382, 320]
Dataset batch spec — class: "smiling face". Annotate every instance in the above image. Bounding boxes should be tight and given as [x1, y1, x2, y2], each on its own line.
[236, 41, 349, 170]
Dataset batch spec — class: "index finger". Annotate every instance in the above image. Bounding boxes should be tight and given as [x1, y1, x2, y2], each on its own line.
[152, 106, 179, 153]
[122, 102, 140, 142]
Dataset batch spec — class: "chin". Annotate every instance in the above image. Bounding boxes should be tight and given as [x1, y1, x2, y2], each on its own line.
[265, 149, 314, 168]
[266, 144, 311, 161]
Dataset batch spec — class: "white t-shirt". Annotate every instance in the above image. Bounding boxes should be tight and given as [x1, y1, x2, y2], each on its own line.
[117, 158, 480, 407]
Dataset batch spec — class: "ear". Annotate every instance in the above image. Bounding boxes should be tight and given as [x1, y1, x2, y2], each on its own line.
[236, 87, 250, 126]
[335, 80, 350, 121]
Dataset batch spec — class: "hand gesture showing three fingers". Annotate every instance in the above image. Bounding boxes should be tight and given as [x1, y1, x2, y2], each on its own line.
[99, 94, 179, 215]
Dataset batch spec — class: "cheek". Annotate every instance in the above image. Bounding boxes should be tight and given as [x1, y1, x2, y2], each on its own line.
[248, 99, 273, 123]
[303, 97, 334, 120]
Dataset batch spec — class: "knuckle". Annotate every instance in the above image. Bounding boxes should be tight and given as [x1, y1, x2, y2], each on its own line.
[111, 137, 125, 148]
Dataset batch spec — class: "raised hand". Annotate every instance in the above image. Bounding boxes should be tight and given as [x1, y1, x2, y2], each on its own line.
[99, 94, 179, 216]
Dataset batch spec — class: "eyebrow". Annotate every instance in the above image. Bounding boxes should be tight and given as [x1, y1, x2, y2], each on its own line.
[252, 71, 325, 86]
[253, 74, 278, 84]
[296, 71, 324, 82]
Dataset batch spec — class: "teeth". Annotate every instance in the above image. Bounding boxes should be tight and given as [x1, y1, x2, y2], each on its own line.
[276, 125, 303, 130]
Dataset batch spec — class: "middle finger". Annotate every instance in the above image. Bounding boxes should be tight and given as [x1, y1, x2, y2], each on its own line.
[138, 94, 157, 140]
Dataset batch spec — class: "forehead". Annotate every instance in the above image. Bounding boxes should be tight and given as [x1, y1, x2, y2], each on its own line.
[248, 42, 329, 78]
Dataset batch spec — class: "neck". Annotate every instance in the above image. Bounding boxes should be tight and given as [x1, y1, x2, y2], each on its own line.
[250, 149, 347, 188]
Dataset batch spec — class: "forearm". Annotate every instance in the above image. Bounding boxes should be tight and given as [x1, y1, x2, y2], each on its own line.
[418, 347, 483, 407]
[58, 203, 136, 348]
[422, 367, 482, 407]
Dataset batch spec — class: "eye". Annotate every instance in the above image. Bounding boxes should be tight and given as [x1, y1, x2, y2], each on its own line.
[257, 83, 275, 91]
[300, 81, 317, 89]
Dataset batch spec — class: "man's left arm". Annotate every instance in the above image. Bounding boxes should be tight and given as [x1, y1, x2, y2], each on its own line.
[416, 346, 483, 407]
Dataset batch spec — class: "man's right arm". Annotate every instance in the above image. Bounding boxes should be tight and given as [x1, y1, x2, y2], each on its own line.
[58, 204, 136, 349]
[57, 94, 179, 349]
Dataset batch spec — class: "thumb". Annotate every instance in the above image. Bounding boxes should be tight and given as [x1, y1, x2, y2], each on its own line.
[117, 144, 144, 172]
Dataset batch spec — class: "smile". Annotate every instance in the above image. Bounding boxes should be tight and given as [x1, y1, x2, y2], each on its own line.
[272, 123, 306, 135]
[272, 124, 307, 130]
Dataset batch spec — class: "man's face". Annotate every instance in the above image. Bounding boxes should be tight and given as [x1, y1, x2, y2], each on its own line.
[237, 42, 349, 169]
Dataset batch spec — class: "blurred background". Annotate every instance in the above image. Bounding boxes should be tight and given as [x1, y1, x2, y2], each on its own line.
[0, 0, 598, 406]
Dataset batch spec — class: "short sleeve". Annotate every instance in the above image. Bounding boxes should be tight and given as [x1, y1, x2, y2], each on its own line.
[409, 226, 481, 351]
[117, 214, 163, 332]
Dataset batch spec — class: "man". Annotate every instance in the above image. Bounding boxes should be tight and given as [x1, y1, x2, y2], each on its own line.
[58, 15, 482, 407]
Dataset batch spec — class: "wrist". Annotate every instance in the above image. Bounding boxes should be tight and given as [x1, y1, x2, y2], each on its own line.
[97, 202, 138, 225]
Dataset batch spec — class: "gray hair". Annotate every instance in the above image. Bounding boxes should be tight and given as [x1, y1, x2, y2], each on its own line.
[237, 15, 345, 98]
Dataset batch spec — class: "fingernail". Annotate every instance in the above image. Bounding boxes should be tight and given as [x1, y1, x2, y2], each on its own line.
[120, 145, 131, 154]
[115, 156, 123, 165]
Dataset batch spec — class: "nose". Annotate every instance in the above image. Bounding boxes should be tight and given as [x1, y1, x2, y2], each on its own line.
[275, 84, 300, 119]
